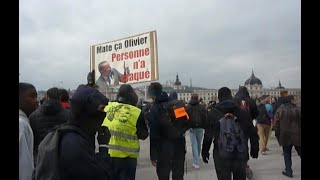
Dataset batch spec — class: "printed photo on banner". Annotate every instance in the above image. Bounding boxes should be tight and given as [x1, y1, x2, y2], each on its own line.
[90, 31, 158, 92]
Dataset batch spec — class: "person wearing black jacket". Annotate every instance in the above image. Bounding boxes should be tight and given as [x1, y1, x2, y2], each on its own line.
[30, 87, 70, 165]
[202, 87, 259, 180]
[149, 83, 187, 180]
[233, 86, 259, 179]
[234, 86, 259, 121]
[59, 84, 114, 180]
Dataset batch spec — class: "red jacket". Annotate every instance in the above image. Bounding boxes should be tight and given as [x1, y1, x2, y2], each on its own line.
[61, 101, 70, 109]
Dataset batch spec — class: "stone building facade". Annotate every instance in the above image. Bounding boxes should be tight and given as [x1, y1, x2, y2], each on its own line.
[100, 71, 301, 106]
[157, 71, 301, 106]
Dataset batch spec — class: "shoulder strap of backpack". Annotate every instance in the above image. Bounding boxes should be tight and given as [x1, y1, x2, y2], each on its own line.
[161, 102, 172, 122]
[58, 124, 91, 142]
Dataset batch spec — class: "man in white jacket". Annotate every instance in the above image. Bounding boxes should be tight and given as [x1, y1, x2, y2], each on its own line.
[19, 82, 38, 180]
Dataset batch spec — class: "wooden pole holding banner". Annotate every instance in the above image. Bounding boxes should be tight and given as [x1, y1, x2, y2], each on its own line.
[144, 84, 147, 100]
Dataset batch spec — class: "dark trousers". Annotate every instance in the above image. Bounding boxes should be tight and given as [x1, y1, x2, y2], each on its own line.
[156, 138, 186, 180]
[282, 144, 301, 174]
[111, 157, 137, 180]
[213, 149, 247, 180]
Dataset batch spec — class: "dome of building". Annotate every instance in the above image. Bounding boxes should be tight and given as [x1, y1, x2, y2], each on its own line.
[244, 70, 262, 86]
[276, 80, 285, 89]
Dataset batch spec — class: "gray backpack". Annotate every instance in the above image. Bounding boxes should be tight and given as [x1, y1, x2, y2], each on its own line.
[35, 124, 89, 180]
[218, 116, 247, 160]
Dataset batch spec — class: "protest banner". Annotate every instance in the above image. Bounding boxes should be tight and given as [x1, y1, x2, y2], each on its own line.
[90, 31, 158, 91]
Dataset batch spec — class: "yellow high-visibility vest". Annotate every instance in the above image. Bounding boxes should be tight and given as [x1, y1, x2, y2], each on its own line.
[102, 102, 141, 158]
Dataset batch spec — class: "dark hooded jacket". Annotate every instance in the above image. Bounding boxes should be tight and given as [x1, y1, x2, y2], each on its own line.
[234, 87, 259, 120]
[59, 124, 114, 180]
[186, 99, 207, 128]
[58, 85, 114, 180]
[30, 99, 70, 160]
[168, 91, 178, 101]
[202, 91, 259, 161]
[149, 92, 171, 161]
[33, 84, 113, 180]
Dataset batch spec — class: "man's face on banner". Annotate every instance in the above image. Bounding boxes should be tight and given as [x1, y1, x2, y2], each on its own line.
[100, 63, 112, 77]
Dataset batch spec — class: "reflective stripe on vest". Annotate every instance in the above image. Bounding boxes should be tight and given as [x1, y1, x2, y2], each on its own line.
[108, 144, 140, 153]
[102, 102, 141, 158]
[109, 130, 138, 140]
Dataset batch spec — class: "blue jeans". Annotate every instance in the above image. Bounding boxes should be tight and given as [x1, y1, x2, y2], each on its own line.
[282, 144, 301, 175]
[189, 128, 204, 166]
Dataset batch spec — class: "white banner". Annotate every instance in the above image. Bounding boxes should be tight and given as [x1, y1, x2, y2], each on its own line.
[90, 31, 158, 91]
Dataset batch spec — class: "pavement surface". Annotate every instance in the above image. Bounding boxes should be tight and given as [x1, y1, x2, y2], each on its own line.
[135, 131, 301, 180]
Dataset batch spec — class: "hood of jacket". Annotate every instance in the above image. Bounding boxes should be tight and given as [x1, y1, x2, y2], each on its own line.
[215, 100, 238, 114]
[188, 99, 199, 105]
[168, 91, 178, 101]
[234, 90, 250, 100]
[39, 99, 64, 115]
[155, 92, 169, 104]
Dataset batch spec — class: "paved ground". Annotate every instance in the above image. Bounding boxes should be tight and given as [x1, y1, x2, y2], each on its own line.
[135, 131, 301, 180]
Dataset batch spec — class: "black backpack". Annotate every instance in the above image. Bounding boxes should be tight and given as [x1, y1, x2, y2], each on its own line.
[161, 100, 190, 139]
[186, 104, 205, 128]
[256, 103, 269, 123]
[35, 124, 89, 180]
[218, 115, 247, 160]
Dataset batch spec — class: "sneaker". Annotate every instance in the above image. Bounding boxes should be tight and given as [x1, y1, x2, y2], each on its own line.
[246, 167, 253, 179]
[192, 163, 200, 169]
[282, 171, 293, 178]
[261, 151, 267, 155]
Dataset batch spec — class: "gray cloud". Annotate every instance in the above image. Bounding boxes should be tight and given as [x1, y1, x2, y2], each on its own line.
[19, 0, 301, 91]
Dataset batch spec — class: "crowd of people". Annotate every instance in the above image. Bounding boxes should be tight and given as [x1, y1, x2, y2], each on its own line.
[19, 73, 301, 180]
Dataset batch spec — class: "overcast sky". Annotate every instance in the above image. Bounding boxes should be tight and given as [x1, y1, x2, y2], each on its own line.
[19, 0, 301, 91]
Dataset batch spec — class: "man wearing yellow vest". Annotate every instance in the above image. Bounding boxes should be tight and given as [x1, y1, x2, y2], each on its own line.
[100, 84, 148, 180]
